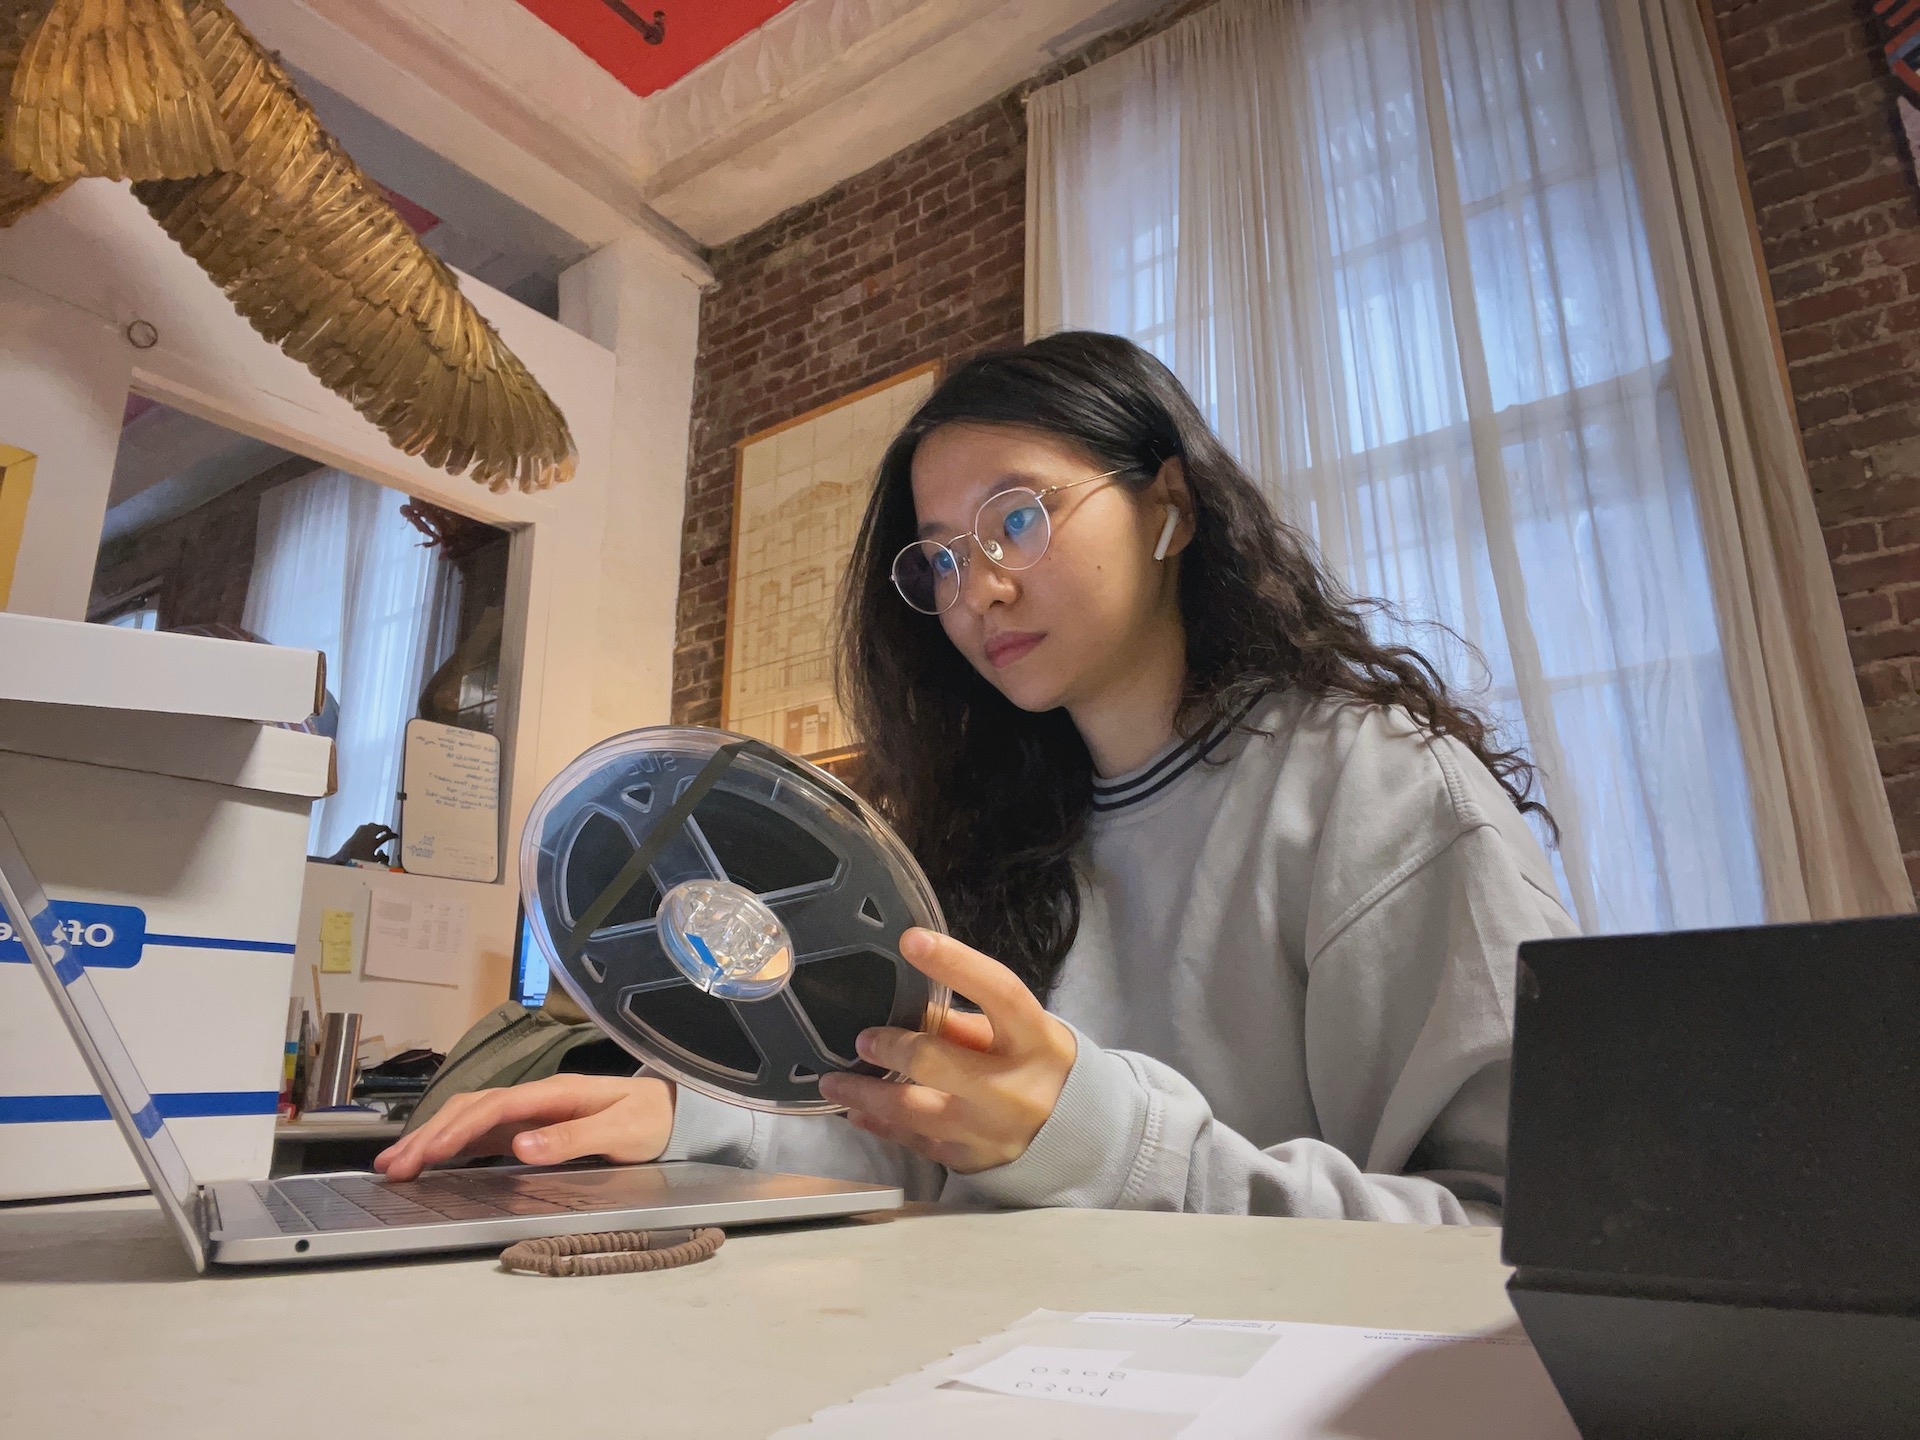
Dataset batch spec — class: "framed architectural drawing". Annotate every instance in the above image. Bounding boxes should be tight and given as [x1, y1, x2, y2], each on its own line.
[722, 363, 940, 759]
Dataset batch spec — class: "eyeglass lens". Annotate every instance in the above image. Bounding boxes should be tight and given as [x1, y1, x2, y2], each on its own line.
[974, 489, 1051, 568]
[890, 488, 1055, 614]
[891, 541, 961, 614]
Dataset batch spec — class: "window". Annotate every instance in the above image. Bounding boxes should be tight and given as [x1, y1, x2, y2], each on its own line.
[91, 398, 511, 861]
[243, 468, 461, 857]
[1026, 0, 1764, 933]
[93, 587, 160, 630]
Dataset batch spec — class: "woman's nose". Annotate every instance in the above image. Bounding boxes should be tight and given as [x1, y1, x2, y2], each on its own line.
[959, 548, 1018, 614]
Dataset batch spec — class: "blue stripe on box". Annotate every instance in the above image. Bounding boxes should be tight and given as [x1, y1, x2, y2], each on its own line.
[3, 899, 294, 968]
[145, 935, 297, 955]
[0, 1091, 281, 1124]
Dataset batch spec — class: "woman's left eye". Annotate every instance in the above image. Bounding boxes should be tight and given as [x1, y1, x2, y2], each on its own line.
[1004, 505, 1040, 538]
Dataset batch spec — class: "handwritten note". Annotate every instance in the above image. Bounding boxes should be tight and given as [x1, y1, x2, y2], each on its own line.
[399, 719, 500, 882]
[363, 896, 470, 987]
[955, 1347, 1231, 1415]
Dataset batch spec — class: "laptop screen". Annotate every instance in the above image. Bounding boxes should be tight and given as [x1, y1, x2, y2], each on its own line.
[510, 904, 548, 1008]
[0, 808, 206, 1270]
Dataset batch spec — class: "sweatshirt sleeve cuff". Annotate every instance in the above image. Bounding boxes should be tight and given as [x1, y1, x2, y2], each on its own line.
[658, 1085, 756, 1166]
[945, 1023, 1150, 1210]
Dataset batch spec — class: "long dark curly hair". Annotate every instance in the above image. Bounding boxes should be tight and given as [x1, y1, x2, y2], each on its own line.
[837, 331, 1547, 999]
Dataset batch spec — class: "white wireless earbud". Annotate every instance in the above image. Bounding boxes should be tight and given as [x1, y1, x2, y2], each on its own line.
[1153, 505, 1181, 561]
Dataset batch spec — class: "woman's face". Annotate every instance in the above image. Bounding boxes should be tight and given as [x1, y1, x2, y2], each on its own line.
[908, 423, 1184, 715]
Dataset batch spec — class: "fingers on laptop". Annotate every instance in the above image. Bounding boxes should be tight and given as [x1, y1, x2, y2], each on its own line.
[374, 1075, 673, 1181]
[376, 1078, 584, 1180]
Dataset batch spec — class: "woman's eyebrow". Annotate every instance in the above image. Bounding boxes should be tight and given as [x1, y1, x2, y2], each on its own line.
[914, 472, 1050, 538]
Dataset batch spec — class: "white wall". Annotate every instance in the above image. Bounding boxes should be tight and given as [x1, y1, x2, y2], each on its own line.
[294, 862, 511, 1056]
[0, 271, 136, 620]
[560, 235, 703, 745]
[0, 180, 702, 1050]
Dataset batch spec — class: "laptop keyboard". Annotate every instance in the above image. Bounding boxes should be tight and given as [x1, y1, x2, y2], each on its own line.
[253, 1171, 634, 1233]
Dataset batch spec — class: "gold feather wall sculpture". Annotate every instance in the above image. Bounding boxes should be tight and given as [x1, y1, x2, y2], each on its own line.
[0, 0, 576, 493]
[0, 1, 65, 226]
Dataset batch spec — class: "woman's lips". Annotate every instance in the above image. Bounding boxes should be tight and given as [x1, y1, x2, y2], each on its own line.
[984, 632, 1043, 668]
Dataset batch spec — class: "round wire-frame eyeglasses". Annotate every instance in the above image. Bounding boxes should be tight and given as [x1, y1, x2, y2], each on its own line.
[889, 469, 1121, 615]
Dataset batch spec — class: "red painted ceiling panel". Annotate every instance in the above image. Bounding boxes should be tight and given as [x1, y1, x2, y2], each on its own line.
[516, 1, 803, 97]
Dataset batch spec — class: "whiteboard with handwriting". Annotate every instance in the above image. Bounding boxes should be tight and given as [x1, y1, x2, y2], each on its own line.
[399, 720, 500, 882]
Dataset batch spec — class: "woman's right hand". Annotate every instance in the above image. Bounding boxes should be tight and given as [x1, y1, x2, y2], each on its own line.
[373, 1074, 676, 1181]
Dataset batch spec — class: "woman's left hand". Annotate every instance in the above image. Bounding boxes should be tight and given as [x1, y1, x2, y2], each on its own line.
[818, 928, 1076, 1174]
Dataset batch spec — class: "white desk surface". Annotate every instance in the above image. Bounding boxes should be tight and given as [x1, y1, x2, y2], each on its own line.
[0, 1196, 1519, 1439]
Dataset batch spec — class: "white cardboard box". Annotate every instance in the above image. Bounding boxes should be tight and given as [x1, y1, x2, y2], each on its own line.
[0, 616, 332, 1200]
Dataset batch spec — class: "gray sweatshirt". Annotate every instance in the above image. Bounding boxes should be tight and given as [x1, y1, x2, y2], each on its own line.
[661, 692, 1575, 1224]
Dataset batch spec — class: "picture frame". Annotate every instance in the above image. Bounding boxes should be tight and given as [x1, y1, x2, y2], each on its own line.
[719, 363, 940, 760]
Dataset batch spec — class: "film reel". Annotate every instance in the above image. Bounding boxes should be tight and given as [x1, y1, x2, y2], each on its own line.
[519, 728, 949, 1114]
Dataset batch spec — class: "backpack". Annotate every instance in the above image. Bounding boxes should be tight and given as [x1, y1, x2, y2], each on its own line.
[401, 992, 634, 1135]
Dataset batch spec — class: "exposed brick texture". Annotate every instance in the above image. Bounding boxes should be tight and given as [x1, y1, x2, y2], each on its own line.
[87, 457, 314, 632]
[1709, 0, 1920, 890]
[670, 2, 1208, 727]
[670, 100, 1025, 726]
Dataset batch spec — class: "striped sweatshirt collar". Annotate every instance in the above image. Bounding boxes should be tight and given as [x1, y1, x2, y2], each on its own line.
[1089, 697, 1263, 814]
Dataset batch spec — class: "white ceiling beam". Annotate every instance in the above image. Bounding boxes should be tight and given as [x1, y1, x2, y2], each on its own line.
[646, 0, 1166, 242]
[237, 0, 1162, 250]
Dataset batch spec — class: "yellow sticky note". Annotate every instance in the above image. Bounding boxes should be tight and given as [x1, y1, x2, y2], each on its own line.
[319, 908, 357, 974]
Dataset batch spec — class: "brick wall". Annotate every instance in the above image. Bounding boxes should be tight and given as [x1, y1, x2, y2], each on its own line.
[669, 103, 1025, 726]
[88, 456, 315, 632]
[670, 3, 1207, 728]
[1709, 0, 1920, 888]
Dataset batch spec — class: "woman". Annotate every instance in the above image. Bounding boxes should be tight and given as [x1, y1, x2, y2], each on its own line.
[379, 332, 1574, 1223]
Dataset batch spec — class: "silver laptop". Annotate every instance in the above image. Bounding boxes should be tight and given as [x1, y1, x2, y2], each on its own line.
[0, 808, 902, 1269]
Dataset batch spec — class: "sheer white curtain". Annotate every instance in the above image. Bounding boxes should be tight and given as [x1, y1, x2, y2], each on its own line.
[1029, 0, 1771, 933]
[244, 469, 446, 857]
[1605, 0, 1909, 916]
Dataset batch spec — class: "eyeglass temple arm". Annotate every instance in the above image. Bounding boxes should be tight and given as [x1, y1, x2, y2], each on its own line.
[1034, 466, 1125, 501]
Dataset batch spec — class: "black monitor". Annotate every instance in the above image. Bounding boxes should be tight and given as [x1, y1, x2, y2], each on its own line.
[1504, 917, 1920, 1439]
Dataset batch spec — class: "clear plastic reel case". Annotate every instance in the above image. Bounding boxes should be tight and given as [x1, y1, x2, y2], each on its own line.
[520, 728, 950, 1114]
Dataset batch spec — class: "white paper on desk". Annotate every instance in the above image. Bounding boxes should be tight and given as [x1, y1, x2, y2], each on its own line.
[777, 1309, 1274, 1440]
[362, 896, 470, 987]
[954, 1347, 1230, 1415]
[773, 1309, 1578, 1440]
[1178, 1321, 1579, 1440]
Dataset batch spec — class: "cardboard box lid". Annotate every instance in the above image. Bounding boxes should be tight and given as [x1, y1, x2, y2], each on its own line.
[0, 614, 324, 724]
[0, 700, 334, 798]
